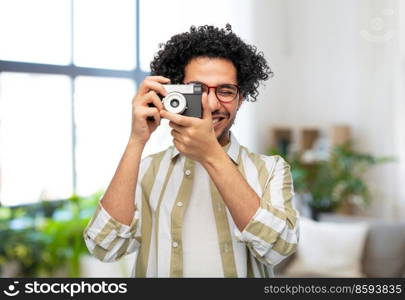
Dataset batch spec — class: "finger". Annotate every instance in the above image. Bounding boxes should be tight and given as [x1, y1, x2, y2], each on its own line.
[201, 92, 212, 120]
[143, 90, 164, 111]
[145, 107, 161, 124]
[138, 76, 170, 96]
[172, 138, 183, 153]
[168, 121, 185, 132]
[160, 110, 193, 126]
[170, 128, 181, 140]
[151, 108, 161, 126]
[146, 75, 171, 82]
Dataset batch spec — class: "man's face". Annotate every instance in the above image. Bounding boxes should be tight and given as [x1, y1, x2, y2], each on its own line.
[183, 57, 242, 146]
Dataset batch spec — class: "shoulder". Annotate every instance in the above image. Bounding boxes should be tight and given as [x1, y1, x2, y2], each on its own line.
[143, 146, 173, 161]
[140, 146, 174, 173]
[240, 146, 290, 177]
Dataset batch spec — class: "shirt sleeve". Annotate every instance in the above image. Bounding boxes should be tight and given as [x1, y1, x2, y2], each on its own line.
[234, 155, 300, 266]
[83, 197, 141, 263]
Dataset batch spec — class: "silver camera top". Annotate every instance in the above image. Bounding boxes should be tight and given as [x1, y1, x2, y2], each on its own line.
[163, 84, 196, 94]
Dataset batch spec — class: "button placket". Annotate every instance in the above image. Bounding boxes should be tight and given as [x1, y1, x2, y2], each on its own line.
[168, 158, 195, 277]
[183, 158, 194, 178]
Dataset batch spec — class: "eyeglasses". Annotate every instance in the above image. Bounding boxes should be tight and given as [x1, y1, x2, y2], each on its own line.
[186, 81, 240, 103]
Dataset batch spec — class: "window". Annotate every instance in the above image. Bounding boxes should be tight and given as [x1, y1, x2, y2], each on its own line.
[0, 73, 72, 205]
[0, 0, 71, 65]
[1, 0, 252, 206]
[0, 0, 146, 206]
[74, 76, 134, 196]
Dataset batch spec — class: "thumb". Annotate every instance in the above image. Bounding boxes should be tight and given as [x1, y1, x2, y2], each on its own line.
[201, 93, 212, 120]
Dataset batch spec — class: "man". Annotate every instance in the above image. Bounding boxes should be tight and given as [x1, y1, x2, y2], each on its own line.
[84, 24, 299, 277]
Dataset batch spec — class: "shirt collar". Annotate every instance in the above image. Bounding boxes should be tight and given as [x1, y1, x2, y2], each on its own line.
[170, 132, 241, 165]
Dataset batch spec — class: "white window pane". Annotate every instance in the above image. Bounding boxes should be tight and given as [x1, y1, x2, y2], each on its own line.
[74, 76, 135, 196]
[139, 0, 252, 71]
[141, 118, 172, 159]
[0, 73, 73, 206]
[0, 0, 71, 65]
[74, 0, 136, 70]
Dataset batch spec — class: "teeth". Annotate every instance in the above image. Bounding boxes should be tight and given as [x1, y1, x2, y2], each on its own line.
[213, 119, 220, 124]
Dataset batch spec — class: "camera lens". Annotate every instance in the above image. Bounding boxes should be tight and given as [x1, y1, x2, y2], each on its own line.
[170, 99, 180, 108]
[162, 92, 187, 114]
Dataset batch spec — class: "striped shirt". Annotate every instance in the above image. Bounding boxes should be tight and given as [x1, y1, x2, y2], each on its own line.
[83, 133, 299, 277]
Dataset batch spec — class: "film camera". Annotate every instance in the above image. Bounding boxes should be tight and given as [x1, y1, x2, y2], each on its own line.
[160, 83, 202, 118]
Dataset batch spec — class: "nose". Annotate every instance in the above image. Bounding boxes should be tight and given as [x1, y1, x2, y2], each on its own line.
[206, 87, 221, 112]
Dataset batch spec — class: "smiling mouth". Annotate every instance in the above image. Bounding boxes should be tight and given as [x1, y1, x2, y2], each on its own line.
[212, 117, 225, 126]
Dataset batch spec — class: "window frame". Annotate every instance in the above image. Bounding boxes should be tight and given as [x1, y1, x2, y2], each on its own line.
[0, 0, 148, 206]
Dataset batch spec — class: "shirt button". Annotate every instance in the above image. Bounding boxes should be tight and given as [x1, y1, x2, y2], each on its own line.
[172, 241, 179, 248]
[177, 201, 183, 207]
[185, 169, 191, 176]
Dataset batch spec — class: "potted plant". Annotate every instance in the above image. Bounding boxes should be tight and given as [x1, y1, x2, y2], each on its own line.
[0, 191, 101, 277]
[269, 141, 393, 220]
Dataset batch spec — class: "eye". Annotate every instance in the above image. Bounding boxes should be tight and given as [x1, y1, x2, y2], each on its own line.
[218, 91, 234, 96]
[217, 85, 237, 96]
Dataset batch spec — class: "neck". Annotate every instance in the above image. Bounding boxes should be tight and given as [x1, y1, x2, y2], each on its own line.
[218, 131, 231, 146]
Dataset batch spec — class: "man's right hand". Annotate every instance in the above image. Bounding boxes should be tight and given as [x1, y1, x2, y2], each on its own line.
[129, 76, 170, 145]
[101, 76, 170, 226]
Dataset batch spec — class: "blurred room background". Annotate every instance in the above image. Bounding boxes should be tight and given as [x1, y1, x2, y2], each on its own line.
[1, 0, 404, 278]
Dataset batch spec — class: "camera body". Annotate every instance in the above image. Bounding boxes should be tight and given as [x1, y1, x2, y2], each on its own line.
[161, 83, 202, 118]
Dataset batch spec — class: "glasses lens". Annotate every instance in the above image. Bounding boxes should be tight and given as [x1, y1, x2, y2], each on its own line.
[216, 84, 238, 102]
[189, 82, 239, 102]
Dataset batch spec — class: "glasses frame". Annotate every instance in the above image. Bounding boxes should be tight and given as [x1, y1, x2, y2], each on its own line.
[185, 81, 240, 103]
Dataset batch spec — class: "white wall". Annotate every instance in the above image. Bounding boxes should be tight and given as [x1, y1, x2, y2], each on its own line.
[249, 0, 404, 219]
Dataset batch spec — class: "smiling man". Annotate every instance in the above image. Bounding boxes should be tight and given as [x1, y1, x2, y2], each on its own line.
[84, 25, 299, 277]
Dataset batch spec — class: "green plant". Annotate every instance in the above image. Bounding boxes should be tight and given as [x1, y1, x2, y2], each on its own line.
[0, 191, 102, 277]
[269, 141, 394, 216]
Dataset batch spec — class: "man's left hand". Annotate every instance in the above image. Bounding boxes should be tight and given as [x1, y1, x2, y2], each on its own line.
[160, 94, 221, 163]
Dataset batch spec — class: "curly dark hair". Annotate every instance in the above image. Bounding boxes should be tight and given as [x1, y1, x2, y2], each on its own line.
[150, 24, 273, 102]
